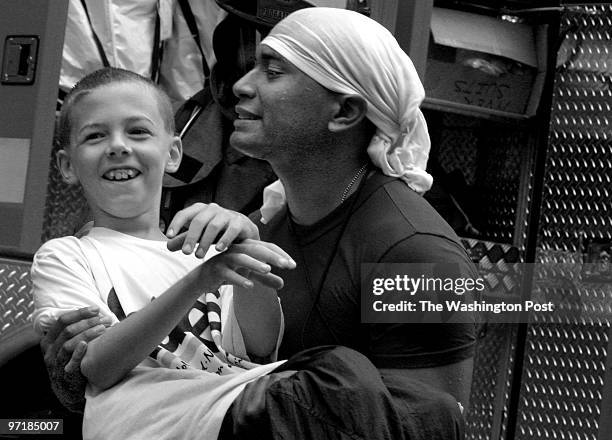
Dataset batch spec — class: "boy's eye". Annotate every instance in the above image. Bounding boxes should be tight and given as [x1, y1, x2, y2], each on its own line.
[128, 127, 152, 137]
[83, 132, 105, 142]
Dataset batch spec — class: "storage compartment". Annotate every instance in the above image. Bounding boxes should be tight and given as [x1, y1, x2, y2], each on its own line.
[424, 7, 548, 119]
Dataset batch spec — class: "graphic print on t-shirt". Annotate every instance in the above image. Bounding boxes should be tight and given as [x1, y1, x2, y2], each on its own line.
[107, 286, 259, 374]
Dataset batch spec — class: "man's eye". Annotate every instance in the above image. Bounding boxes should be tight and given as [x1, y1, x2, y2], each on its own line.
[262, 60, 284, 79]
[265, 68, 282, 78]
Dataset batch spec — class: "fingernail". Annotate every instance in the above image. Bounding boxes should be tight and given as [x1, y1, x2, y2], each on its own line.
[195, 247, 205, 258]
[216, 242, 227, 252]
[100, 317, 113, 326]
[87, 306, 99, 313]
[166, 227, 175, 238]
[183, 243, 192, 253]
[94, 324, 106, 333]
[280, 258, 296, 268]
[260, 264, 271, 273]
[243, 280, 254, 288]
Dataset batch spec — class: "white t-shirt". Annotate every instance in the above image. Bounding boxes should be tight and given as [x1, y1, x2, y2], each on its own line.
[32, 227, 284, 439]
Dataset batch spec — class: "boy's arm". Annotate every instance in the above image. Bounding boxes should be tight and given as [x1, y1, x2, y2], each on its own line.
[80, 240, 290, 390]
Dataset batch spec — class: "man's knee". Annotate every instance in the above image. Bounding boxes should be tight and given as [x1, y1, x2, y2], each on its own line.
[402, 385, 465, 440]
[296, 345, 380, 376]
[426, 391, 465, 439]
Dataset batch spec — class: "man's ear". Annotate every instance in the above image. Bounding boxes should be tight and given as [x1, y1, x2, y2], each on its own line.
[164, 136, 183, 173]
[56, 149, 79, 185]
[328, 94, 368, 133]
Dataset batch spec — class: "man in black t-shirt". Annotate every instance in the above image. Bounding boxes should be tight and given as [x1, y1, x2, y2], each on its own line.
[167, 5, 477, 408]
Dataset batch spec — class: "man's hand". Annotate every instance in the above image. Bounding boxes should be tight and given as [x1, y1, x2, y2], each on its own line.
[166, 203, 260, 258]
[40, 307, 111, 412]
[198, 239, 296, 292]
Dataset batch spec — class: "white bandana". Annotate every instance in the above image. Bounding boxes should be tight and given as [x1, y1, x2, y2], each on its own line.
[259, 7, 433, 222]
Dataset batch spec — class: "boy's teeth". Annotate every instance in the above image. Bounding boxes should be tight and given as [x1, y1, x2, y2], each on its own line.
[104, 168, 138, 180]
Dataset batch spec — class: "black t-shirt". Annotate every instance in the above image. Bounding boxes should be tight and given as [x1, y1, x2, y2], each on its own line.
[255, 171, 477, 368]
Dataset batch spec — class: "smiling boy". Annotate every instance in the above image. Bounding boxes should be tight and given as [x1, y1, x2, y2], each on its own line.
[32, 67, 294, 438]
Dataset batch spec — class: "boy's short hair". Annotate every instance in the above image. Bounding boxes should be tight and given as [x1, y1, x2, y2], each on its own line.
[57, 67, 175, 149]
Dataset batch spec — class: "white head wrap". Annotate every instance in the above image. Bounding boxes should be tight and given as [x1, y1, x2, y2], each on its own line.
[259, 7, 433, 223]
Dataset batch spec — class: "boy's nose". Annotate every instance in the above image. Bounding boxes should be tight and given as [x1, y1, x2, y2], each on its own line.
[106, 134, 131, 157]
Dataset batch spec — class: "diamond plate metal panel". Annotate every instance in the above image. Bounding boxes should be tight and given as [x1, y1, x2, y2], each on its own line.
[41, 142, 90, 243]
[516, 5, 612, 440]
[538, 7, 612, 252]
[433, 113, 533, 245]
[518, 322, 609, 439]
[466, 324, 518, 440]
[0, 258, 33, 342]
[462, 239, 522, 440]
[436, 113, 481, 186]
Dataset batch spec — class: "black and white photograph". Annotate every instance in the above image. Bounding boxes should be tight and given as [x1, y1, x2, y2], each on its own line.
[0, 1, 611, 439]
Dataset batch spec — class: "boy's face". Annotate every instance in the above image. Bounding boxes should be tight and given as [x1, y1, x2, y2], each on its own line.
[58, 82, 181, 225]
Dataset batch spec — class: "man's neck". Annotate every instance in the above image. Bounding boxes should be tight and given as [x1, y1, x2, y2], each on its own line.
[275, 157, 369, 226]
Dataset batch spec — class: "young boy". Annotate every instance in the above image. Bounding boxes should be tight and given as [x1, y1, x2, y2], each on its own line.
[32, 67, 296, 438]
[33, 67, 454, 440]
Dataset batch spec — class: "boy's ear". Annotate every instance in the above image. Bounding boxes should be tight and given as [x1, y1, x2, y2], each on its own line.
[164, 136, 183, 173]
[56, 149, 79, 185]
[328, 94, 368, 133]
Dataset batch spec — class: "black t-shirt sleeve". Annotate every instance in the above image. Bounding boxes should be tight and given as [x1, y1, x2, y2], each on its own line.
[367, 233, 477, 369]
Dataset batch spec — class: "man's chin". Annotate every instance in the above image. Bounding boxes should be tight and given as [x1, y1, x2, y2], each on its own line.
[229, 133, 263, 159]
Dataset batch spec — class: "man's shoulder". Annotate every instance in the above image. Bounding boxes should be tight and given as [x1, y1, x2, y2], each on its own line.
[355, 173, 460, 240]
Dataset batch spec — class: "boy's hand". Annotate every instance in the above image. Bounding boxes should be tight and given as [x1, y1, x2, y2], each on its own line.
[166, 203, 259, 258]
[199, 239, 296, 291]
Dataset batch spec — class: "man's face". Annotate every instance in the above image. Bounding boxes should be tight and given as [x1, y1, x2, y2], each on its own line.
[230, 45, 338, 163]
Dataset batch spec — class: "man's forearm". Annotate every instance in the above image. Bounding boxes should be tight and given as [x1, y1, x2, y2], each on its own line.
[233, 283, 282, 358]
[41, 307, 109, 411]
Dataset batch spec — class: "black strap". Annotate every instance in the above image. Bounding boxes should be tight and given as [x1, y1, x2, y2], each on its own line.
[57, 88, 68, 111]
[79, 0, 111, 67]
[150, 6, 163, 82]
[177, 0, 211, 78]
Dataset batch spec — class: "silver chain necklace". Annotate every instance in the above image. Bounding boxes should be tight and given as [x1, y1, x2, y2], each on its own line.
[340, 163, 369, 203]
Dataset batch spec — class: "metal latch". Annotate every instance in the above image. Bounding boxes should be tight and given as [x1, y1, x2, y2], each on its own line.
[1, 36, 39, 85]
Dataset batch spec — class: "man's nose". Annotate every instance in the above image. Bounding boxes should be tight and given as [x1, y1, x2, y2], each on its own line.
[106, 133, 131, 157]
[233, 69, 256, 99]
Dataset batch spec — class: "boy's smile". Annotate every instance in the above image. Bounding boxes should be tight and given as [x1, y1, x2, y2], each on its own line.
[58, 81, 181, 235]
[103, 167, 140, 181]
